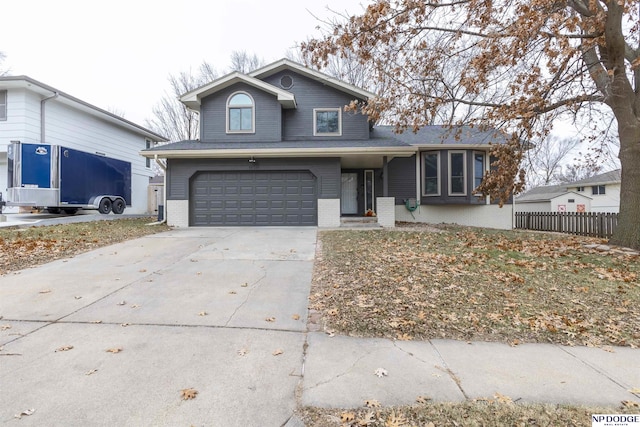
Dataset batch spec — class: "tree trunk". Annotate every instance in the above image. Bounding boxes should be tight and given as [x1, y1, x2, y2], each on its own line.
[609, 126, 640, 250]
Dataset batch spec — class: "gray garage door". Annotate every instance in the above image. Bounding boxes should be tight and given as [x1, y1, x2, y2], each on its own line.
[190, 171, 317, 226]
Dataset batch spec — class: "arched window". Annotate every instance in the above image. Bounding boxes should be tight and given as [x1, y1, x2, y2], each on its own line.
[227, 92, 254, 133]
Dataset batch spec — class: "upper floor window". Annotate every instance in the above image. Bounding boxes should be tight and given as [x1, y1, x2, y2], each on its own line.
[227, 92, 254, 133]
[314, 108, 341, 136]
[145, 139, 153, 168]
[423, 152, 440, 196]
[449, 151, 467, 195]
[576, 186, 585, 192]
[0, 90, 7, 121]
[473, 151, 485, 192]
[592, 185, 606, 195]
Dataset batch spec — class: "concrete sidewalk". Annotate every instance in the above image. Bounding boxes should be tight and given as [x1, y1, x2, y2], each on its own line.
[0, 226, 638, 426]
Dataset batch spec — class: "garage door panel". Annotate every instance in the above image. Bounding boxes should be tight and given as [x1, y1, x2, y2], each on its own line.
[190, 170, 317, 226]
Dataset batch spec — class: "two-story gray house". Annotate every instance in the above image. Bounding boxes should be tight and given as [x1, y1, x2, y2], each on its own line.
[142, 59, 513, 229]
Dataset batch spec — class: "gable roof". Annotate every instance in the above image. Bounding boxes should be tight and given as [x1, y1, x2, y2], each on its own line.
[0, 75, 167, 142]
[567, 169, 621, 187]
[516, 186, 592, 203]
[249, 58, 376, 100]
[180, 72, 297, 111]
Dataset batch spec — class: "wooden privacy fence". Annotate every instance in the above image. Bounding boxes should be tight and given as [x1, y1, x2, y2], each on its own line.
[515, 212, 618, 238]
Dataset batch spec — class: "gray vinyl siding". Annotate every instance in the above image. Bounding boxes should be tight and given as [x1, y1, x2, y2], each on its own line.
[200, 82, 282, 142]
[166, 157, 340, 200]
[261, 71, 370, 141]
[388, 156, 417, 205]
[420, 149, 487, 205]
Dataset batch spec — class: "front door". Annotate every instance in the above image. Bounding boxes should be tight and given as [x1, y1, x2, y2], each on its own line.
[341, 173, 358, 214]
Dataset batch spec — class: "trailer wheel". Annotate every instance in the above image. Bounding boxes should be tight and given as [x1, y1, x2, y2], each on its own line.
[112, 199, 125, 215]
[63, 208, 78, 215]
[98, 198, 112, 214]
[47, 207, 62, 214]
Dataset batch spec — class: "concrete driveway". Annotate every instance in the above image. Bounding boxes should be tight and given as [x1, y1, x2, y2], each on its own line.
[0, 227, 316, 426]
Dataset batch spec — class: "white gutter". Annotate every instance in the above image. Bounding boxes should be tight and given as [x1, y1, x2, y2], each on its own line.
[140, 146, 416, 159]
[154, 155, 167, 225]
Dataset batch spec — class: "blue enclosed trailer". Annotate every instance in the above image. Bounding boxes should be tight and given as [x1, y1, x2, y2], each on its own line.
[3, 142, 131, 215]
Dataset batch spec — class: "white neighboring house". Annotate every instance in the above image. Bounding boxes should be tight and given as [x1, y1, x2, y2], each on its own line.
[516, 169, 621, 213]
[0, 76, 167, 214]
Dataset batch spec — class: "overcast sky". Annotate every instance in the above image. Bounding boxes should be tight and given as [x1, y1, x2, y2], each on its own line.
[1, 0, 366, 126]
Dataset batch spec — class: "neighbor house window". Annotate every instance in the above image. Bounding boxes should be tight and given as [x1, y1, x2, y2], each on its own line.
[473, 151, 485, 192]
[423, 152, 440, 196]
[449, 151, 467, 195]
[314, 108, 341, 136]
[576, 186, 585, 192]
[145, 139, 152, 168]
[592, 185, 606, 195]
[227, 92, 254, 133]
[0, 90, 7, 121]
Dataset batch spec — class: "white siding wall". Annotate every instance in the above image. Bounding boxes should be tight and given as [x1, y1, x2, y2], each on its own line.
[0, 87, 155, 214]
[515, 201, 551, 213]
[585, 183, 620, 213]
[395, 204, 514, 230]
[549, 193, 592, 213]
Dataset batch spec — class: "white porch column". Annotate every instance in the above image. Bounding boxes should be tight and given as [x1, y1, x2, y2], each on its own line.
[318, 198, 340, 227]
[376, 197, 396, 227]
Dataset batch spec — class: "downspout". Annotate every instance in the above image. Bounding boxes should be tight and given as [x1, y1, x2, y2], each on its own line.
[154, 154, 167, 225]
[40, 91, 59, 143]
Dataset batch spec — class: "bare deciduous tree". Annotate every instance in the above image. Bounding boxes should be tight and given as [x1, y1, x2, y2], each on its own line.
[0, 51, 10, 76]
[302, 0, 640, 249]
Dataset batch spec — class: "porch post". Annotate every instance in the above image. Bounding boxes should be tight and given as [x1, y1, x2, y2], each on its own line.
[382, 156, 388, 197]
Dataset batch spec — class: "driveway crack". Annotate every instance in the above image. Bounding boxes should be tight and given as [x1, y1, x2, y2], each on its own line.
[224, 261, 267, 327]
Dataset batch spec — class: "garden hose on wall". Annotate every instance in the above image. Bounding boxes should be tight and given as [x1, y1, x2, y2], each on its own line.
[404, 198, 418, 220]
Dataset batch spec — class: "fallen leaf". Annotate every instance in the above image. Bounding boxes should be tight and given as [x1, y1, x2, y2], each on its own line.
[622, 400, 639, 408]
[494, 392, 513, 404]
[292, 314, 301, 320]
[14, 409, 35, 419]
[130, 304, 140, 308]
[327, 308, 339, 316]
[241, 283, 248, 287]
[374, 367, 388, 378]
[340, 412, 355, 423]
[416, 395, 432, 404]
[85, 369, 98, 376]
[139, 269, 147, 273]
[272, 349, 284, 356]
[357, 412, 375, 426]
[1, 324, 11, 331]
[385, 410, 408, 427]
[629, 387, 640, 395]
[39, 289, 51, 294]
[117, 301, 126, 306]
[55, 345, 73, 352]
[90, 320, 102, 324]
[180, 388, 198, 400]
[198, 311, 208, 316]
[228, 291, 237, 295]
[106, 347, 123, 353]
[509, 339, 520, 347]
[364, 399, 380, 408]
[265, 317, 276, 322]
[397, 333, 413, 341]
[237, 348, 248, 356]
[74, 296, 82, 300]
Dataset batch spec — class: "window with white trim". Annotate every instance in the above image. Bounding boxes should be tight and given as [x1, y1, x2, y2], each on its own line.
[449, 151, 467, 195]
[145, 139, 152, 168]
[227, 92, 254, 133]
[313, 108, 341, 136]
[0, 90, 7, 121]
[473, 151, 485, 192]
[592, 185, 606, 195]
[423, 152, 440, 196]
